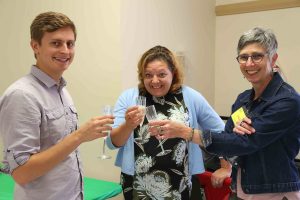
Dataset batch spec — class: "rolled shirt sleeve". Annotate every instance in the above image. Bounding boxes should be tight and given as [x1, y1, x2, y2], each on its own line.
[0, 88, 41, 173]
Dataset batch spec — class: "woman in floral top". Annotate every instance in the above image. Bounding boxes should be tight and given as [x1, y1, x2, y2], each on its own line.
[107, 45, 229, 199]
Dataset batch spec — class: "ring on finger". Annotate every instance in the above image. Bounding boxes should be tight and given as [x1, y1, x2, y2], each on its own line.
[159, 127, 164, 135]
[156, 126, 164, 135]
[156, 126, 161, 133]
[240, 121, 245, 127]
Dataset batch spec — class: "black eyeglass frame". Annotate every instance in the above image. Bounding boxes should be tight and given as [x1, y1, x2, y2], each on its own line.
[236, 53, 268, 64]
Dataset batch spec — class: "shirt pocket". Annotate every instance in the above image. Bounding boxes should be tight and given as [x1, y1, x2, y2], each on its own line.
[45, 108, 66, 142]
[69, 105, 78, 131]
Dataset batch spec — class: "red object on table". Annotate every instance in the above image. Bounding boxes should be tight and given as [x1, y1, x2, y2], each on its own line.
[197, 171, 232, 200]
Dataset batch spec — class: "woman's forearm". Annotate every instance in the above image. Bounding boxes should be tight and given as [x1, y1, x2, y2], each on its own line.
[189, 128, 204, 146]
[110, 122, 135, 147]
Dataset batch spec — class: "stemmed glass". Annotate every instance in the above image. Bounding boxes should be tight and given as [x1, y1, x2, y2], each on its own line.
[98, 105, 113, 160]
[136, 96, 146, 128]
[135, 96, 146, 143]
[145, 105, 171, 156]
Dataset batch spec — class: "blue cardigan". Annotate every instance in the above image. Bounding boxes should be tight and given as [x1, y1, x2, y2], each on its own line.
[106, 86, 224, 175]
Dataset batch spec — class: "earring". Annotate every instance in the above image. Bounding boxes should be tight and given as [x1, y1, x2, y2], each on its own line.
[273, 65, 279, 72]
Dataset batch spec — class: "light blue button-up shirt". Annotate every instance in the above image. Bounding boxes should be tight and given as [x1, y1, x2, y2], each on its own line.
[0, 66, 83, 200]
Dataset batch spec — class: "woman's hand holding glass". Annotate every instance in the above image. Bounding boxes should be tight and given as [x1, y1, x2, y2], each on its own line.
[145, 105, 171, 156]
[148, 119, 191, 140]
[125, 106, 145, 130]
[136, 96, 146, 127]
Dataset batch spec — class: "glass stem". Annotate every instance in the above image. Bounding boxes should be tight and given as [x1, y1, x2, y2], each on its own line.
[103, 138, 106, 155]
[159, 140, 165, 153]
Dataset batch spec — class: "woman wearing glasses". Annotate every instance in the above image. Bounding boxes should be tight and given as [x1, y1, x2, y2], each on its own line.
[149, 27, 300, 199]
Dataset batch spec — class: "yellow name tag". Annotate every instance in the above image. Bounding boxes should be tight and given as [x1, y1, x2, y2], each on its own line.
[231, 107, 247, 124]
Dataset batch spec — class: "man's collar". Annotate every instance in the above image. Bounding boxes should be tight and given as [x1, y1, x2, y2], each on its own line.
[30, 65, 67, 88]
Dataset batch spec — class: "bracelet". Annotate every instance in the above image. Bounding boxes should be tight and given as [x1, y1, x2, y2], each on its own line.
[188, 128, 194, 141]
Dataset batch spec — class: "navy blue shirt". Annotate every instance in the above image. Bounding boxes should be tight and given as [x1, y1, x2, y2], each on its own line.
[205, 72, 300, 194]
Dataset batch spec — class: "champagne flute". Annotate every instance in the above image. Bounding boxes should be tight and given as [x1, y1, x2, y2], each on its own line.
[145, 105, 171, 156]
[98, 105, 113, 160]
[136, 96, 146, 128]
[135, 96, 146, 143]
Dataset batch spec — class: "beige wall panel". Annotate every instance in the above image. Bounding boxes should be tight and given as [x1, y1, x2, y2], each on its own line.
[120, 0, 216, 104]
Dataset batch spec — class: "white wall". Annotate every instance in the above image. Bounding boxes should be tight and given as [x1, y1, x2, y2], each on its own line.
[0, 0, 122, 184]
[215, 7, 300, 116]
[120, 0, 216, 103]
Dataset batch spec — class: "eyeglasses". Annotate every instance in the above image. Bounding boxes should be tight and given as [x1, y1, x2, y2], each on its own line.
[236, 53, 268, 64]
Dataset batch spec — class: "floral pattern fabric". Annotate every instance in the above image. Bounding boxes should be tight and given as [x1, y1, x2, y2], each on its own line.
[121, 89, 191, 200]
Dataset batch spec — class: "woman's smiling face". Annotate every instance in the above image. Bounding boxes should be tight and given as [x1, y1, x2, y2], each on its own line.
[143, 60, 173, 97]
[239, 43, 276, 87]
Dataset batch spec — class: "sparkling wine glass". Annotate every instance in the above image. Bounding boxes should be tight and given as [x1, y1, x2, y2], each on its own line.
[98, 105, 113, 160]
[136, 96, 146, 128]
[145, 105, 171, 156]
[135, 96, 146, 143]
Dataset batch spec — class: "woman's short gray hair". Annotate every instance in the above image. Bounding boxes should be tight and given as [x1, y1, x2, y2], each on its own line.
[237, 27, 278, 57]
